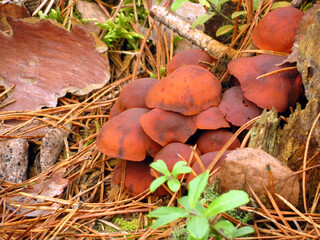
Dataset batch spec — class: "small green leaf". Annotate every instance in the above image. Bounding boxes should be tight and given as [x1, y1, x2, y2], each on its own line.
[187, 215, 209, 239]
[205, 190, 249, 217]
[270, 1, 291, 10]
[178, 196, 192, 212]
[231, 11, 247, 19]
[233, 226, 255, 238]
[150, 176, 167, 192]
[148, 207, 189, 229]
[213, 220, 235, 237]
[199, 0, 210, 7]
[192, 12, 215, 29]
[188, 170, 209, 208]
[172, 161, 191, 178]
[167, 178, 181, 192]
[216, 25, 234, 37]
[171, 0, 189, 11]
[150, 160, 170, 176]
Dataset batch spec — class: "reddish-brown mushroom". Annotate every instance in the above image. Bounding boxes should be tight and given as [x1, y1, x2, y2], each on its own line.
[196, 107, 230, 130]
[252, 7, 304, 53]
[218, 86, 262, 129]
[146, 65, 222, 115]
[228, 54, 303, 112]
[153, 142, 201, 178]
[108, 78, 159, 119]
[196, 130, 240, 154]
[96, 108, 161, 161]
[140, 108, 197, 146]
[113, 159, 167, 196]
[186, 150, 231, 183]
[167, 49, 213, 73]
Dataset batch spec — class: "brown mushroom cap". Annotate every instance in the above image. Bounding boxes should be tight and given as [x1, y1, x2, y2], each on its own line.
[117, 78, 159, 111]
[252, 7, 304, 53]
[167, 49, 213, 73]
[196, 129, 240, 154]
[228, 54, 303, 112]
[186, 150, 231, 183]
[112, 159, 167, 196]
[96, 108, 161, 161]
[196, 107, 230, 130]
[218, 86, 262, 129]
[146, 65, 222, 116]
[108, 78, 159, 119]
[153, 142, 201, 178]
[140, 108, 197, 146]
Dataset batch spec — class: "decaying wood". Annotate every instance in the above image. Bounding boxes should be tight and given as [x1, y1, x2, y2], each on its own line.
[249, 99, 320, 206]
[150, 5, 237, 59]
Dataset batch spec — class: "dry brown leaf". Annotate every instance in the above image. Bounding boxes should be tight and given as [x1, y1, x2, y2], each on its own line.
[6, 168, 69, 217]
[0, 17, 110, 111]
[217, 148, 299, 210]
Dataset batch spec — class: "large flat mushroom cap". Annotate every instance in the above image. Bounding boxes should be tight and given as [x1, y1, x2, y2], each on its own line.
[96, 108, 161, 161]
[146, 65, 222, 116]
[252, 7, 304, 53]
[228, 54, 303, 112]
[140, 108, 197, 146]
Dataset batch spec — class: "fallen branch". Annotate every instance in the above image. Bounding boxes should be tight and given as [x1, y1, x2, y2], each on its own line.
[150, 5, 237, 59]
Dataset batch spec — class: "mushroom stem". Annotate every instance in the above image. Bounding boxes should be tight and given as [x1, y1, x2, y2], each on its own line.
[150, 5, 237, 59]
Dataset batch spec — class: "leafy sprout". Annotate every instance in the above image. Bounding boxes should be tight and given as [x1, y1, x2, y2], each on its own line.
[148, 170, 254, 240]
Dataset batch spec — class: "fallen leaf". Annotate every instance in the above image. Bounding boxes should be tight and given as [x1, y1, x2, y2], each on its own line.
[0, 17, 110, 111]
[6, 168, 69, 217]
[217, 148, 299, 210]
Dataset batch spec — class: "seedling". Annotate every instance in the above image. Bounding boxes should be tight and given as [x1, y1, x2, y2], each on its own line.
[150, 160, 191, 193]
[148, 170, 254, 240]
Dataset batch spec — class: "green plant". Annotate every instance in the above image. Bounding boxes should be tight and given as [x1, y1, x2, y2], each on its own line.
[96, 12, 144, 50]
[38, 7, 63, 23]
[150, 160, 191, 193]
[148, 170, 254, 240]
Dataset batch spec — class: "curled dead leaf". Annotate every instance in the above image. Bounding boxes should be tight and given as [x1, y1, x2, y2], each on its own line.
[0, 17, 110, 111]
[217, 148, 300, 210]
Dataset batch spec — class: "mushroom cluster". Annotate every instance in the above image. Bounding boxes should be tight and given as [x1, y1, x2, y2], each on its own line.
[96, 48, 263, 196]
[97, 6, 305, 195]
[228, 7, 304, 112]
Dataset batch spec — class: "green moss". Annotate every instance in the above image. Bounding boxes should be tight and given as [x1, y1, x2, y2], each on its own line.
[113, 216, 140, 232]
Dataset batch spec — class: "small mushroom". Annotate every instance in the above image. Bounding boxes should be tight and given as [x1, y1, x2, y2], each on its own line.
[196, 107, 230, 130]
[140, 108, 197, 146]
[108, 78, 159, 119]
[228, 54, 303, 112]
[167, 49, 213, 73]
[196, 129, 240, 154]
[112, 159, 167, 196]
[146, 65, 222, 115]
[186, 150, 231, 183]
[252, 7, 304, 53]
[152, 142, 201, 179]
[218, 86, 262, 129]
[96, 108, 161, 161]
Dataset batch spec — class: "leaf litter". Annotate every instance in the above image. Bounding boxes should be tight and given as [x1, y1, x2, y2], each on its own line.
[0, 0, 320, 239]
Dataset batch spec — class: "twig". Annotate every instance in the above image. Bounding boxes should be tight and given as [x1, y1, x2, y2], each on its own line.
[150, 5, 237, 59]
